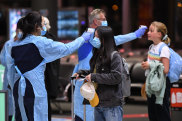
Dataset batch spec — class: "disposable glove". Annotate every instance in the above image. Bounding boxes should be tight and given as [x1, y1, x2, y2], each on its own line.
[81, 32, 91, 41]
[134, 26, 147, 38]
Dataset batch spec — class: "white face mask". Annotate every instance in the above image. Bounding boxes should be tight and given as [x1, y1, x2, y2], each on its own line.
[90, 37, 101, 49]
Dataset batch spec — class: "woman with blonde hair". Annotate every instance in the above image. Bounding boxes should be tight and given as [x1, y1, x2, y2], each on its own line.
[142, 21, 171, 121]
[6, 11, 91, 121]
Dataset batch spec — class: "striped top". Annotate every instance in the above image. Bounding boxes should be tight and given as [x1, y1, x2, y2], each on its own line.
[147, 42, 170, 62]
[148, 51, 161, 61]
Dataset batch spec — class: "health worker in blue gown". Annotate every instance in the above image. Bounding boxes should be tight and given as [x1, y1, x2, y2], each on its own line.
[72, 9, 147, 121]
[5, 11, 91, 121]
[0, 17, 25, 121]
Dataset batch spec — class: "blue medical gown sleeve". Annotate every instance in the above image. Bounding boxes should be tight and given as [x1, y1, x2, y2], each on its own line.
[114, 32, 137, 46]
[0, 44, 6, 66]
[1, 40, 15, 90]
[0, 40, 13, 66]
[0, 40, 15, 116]
[36, 36, 85, 63]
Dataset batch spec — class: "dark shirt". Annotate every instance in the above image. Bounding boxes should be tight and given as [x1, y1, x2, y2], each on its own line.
[78, 52, 123, 107]
[44, 32, 60, 98]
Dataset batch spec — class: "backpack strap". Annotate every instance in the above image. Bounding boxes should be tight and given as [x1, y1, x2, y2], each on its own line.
[111, 51, 129, 75]
[149, 44, 153, 51]
[122, 58, 130, 75]
[158, 43, 167, 55]
[111, 51, 118, 60]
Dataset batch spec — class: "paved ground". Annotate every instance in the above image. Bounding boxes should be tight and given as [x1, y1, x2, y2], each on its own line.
[51, 96, 182, 121]
[51, 96, 149, 121]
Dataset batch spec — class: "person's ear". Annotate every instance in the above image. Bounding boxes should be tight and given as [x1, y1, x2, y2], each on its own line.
[158, 32, 162, 38]
[93, 19, 98, 26]
[35, 24, 41, 32]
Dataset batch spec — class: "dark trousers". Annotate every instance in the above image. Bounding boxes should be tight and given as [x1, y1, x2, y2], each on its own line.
[13, 79, 35, 121]
[48, 96, 51, 121]
[147, 77, 171, 121]
[9, 116, 12, 121]
[75, 115, 83, 121]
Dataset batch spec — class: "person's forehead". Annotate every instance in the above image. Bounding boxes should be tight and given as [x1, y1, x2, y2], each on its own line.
[149, 25, 159, 32]
[149, 25, 155, 29]
[99, 13, 106, 19]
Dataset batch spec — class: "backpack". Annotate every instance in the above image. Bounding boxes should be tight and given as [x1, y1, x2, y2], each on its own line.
[159, 43, 182, 83]
[111, 51, 131, 97]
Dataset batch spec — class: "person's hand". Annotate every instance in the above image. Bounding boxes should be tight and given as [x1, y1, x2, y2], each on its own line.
[72, 73, 80, 79]
[81, 32, 91, 41]
[134, 25, 147, 38]
[85, 74, 91, 82]
[141, 61, 150, 70]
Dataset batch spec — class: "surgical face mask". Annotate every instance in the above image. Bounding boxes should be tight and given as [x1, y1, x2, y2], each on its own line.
[17, 32, 23, 40]
[90, 37, 101, 49]
[41, 26, 47, 36]
[101, 21, 108, 26]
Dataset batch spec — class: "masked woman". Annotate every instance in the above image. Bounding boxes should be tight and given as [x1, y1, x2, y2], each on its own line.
[75, 26, 124, 121]
[5, 11, 91, 121]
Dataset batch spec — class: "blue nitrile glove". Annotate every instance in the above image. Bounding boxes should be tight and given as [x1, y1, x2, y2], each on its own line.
[134, 26, 147, 38]
[81, 32, 91, 41]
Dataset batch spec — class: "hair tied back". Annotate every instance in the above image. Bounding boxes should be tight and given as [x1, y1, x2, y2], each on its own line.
[162, 34, 168, 40]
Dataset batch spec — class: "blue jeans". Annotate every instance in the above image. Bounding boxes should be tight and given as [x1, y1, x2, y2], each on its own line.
[94, 106, 123, 121]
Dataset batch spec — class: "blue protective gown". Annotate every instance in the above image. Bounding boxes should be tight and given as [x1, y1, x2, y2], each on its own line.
[73, 32, 137, 121]
[0, 39, 15, 117]
[5, 35, 85, 121]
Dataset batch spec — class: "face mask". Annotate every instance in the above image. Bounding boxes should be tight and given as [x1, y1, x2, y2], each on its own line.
[17, 32, 23, 40]
[90, 37, 101, 49]
[41, 26, 47, 36]
[101, 21, 108, 26]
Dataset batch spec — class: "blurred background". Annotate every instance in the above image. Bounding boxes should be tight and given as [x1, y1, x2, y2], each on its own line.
[0, 0, 182, 50]
[0, 0, 182, 121]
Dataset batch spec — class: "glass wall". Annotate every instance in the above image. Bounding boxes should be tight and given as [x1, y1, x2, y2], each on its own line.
[57, 10, 79, 42]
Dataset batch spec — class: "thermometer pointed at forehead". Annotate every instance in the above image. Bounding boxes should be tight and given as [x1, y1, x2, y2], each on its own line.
[87, 28, 95, 33]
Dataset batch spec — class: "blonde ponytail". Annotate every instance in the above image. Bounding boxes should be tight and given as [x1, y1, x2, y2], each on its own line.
[162, 36, 171, 45]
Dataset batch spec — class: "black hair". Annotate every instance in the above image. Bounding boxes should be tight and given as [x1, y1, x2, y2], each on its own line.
[90, 26, 117, 72]
[17, 17, 24, 30]
[20, 11, 42, 40]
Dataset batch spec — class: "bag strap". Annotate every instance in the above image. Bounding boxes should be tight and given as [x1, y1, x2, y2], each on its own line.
[111, 51, 118, 60]
[122, 58, 129, 75]
[158, 43, 167, 55]
[149, 44, 153, 51]
[111, 51, 129, 75]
